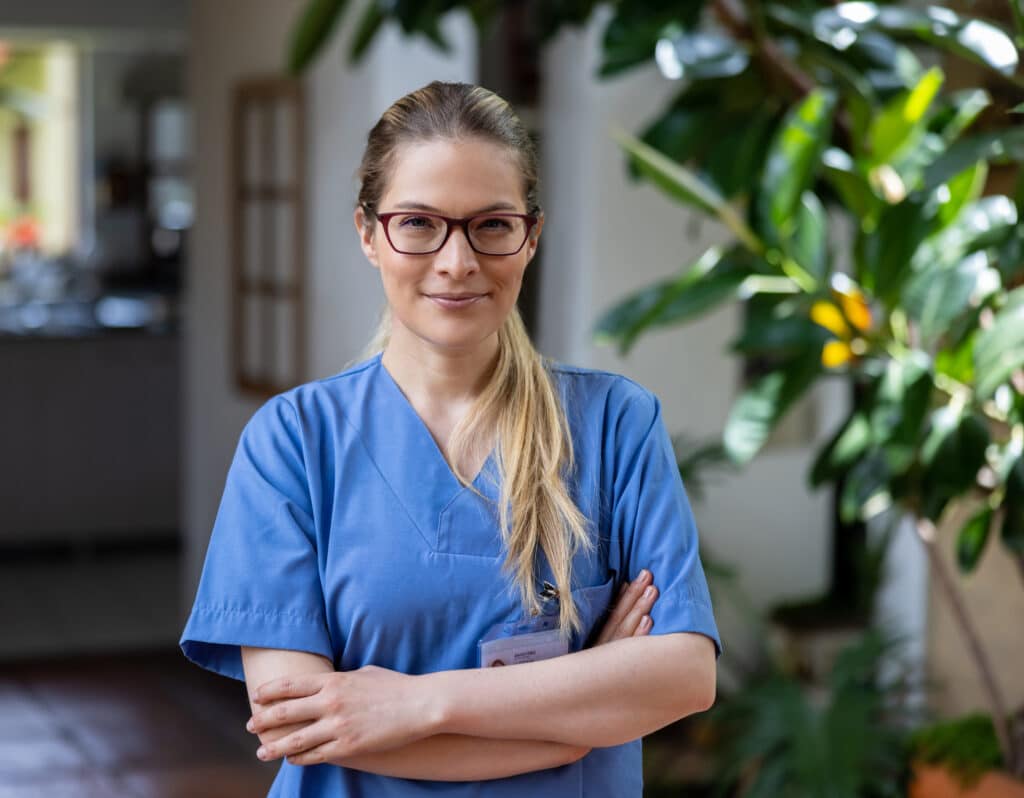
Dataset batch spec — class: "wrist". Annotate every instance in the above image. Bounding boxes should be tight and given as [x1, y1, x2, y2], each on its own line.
[416, 669, 455, 735]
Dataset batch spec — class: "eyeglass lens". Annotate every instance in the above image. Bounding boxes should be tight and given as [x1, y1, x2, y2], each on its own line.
[385, 214, 529, 255]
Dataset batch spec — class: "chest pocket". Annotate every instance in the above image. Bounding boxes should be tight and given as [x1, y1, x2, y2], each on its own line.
[541, 575, 616, 650]
[436, 486, 503, 558]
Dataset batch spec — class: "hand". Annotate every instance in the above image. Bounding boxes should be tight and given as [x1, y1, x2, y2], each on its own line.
[593, 569, 658, 646]
[246, 665, 436, 765]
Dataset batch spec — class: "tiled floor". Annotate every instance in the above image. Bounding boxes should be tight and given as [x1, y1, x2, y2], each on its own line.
[0, 651, 277, 797]
[0, 547, 276, 795]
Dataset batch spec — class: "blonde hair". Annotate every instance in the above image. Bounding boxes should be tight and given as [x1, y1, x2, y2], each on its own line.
[356, 82, 592, 636]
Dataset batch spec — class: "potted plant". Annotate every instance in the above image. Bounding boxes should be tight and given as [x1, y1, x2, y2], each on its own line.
[909, 714, 1024, 797]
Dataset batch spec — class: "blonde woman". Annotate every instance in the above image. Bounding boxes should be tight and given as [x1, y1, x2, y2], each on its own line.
[181, 81, 720, 797]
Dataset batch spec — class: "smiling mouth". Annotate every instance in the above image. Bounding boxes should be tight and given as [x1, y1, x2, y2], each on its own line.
[426, 293, 488, 308]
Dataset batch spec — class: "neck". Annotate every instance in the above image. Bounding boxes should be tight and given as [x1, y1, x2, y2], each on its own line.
[381, 326, 500, 409]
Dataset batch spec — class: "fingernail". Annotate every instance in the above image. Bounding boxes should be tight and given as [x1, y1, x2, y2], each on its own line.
[639, 569, 650, 581]
[257, 747, 267, 760]
[246, 718, 254, 732]
[643, 586, 654, 598]
[641, 615, 652, 630]
[619, 582, 628, 595]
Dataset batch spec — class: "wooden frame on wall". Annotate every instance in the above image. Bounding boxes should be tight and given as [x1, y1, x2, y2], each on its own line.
[230, 76, 307, 398]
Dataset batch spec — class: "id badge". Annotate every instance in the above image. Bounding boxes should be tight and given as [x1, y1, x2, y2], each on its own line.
[478, 611, 569, 667]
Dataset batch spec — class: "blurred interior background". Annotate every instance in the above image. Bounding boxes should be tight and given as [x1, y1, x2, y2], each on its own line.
[1, 0, 1023, 796]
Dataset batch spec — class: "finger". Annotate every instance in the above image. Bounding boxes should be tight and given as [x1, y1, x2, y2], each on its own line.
[633, 615, 653, 637]
[601, 570, 652, 636]
[616, 584, 658, 639]
[248, 694, 323, 734]
[287, 738, 336, 766]
[252, 674, 325, 704]
[595, 575, 645, 644]
[257, 719, 334, 762]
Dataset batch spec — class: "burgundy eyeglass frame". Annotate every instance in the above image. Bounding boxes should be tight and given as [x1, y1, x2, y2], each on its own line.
[367, 207, 540, 256]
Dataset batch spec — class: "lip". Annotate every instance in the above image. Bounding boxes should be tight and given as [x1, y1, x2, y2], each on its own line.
[425, 292, 488, 309]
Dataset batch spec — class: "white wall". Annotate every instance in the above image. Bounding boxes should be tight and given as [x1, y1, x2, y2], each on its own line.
[538, 11, 835, 621]
[183, 0, 477, 599]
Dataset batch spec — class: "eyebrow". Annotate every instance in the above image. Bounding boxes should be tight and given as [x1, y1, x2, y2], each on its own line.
[391, 201, 522, 214]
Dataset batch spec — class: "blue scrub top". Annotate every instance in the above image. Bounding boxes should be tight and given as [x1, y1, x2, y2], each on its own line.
[181, 353, 721, 797]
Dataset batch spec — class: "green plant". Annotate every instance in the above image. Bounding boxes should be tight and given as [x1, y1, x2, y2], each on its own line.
[910, 713, 1005, 788]
[709, 630, 913, 798]
[286, 0, 1024, 776]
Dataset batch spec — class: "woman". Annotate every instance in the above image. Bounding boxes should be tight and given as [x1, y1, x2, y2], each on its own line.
[181, 81, 720, 796]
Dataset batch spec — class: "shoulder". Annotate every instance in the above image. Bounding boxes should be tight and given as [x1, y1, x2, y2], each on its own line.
[546, 360, 661, 431]
[281, 353, 382, 408]
[243, 353, 383, 441]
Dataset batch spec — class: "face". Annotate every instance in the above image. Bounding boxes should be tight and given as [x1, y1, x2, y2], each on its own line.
[354, 137, 543, 358]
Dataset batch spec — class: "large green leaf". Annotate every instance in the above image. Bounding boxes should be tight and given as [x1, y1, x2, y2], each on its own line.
[936, 160, 987, 228]
[349, 0, 387, 62]
[957, 506, 992, 573]
[594, 247, 750, 354]
[822, 148, 879, 219]
[757, 89, 837, 244]
[598, 3, 702, 77]
[923, 127, 1024, 191]
[723, 355, 822, 464]
[653, 29, 750, 82]
[869, 67, 943, 166]
[935, 330, 976, 385]
[633, 105, 721, 179]
[1003, 455, 1024, 558]
[614, 129, 727, 216]
[936, 89, 991, 144]
[288, 0, 351, 74]
[858, 196, 935, 303]
[811, 411, 872, 487]
[614, 129, 761, 251]
[840, 449, 892, 522]
[902, 251, 993, 347]
[701, 109, 777, 199]
[812, 4, 1020, 76]
[867, 355, 934, 476]
[731, 297, 831, 357]
[974, 286, 1024, 398]
[796, 45, 877, 144]
[920, 410, 990, 521]
[912, 196, 1018, 273]
[785, 192, 828, 286]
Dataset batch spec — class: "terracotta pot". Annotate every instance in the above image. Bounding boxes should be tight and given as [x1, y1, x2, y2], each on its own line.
[909, 764, 1024, 798]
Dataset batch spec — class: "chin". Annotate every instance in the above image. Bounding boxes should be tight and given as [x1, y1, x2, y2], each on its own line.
[411, 322, 501, 354]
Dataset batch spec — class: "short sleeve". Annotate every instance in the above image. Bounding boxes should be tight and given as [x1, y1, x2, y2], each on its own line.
[179, 396, 333, 681]
[609, 390, 722, 657]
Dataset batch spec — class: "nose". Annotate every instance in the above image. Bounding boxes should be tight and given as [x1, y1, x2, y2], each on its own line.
[434, 224, 480, 279]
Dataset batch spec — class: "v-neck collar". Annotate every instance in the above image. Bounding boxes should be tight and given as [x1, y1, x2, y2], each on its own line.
[375, 352, 494, 488]
[343, 354, 500, 554]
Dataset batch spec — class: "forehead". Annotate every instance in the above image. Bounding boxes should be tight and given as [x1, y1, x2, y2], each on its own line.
[380, 137, 526, 214]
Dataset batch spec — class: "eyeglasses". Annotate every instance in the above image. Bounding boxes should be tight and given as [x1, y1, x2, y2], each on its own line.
[369, 208, 539, 256]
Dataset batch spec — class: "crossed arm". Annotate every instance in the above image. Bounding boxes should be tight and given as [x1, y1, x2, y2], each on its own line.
[242, 573, 717, 781]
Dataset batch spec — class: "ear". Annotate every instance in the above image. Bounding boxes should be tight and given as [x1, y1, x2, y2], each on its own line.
[525, 212, 544, 264]
[354, 205, 381, 269]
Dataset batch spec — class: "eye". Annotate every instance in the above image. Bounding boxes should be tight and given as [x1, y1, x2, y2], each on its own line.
[397, 215, 438, 229]
[473, 216, 514, 232]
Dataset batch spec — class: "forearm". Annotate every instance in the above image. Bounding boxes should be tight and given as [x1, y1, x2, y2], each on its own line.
[242, 646, 584, 778]
[333, 734, 588, 781]
[427, 633, 716, 748]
